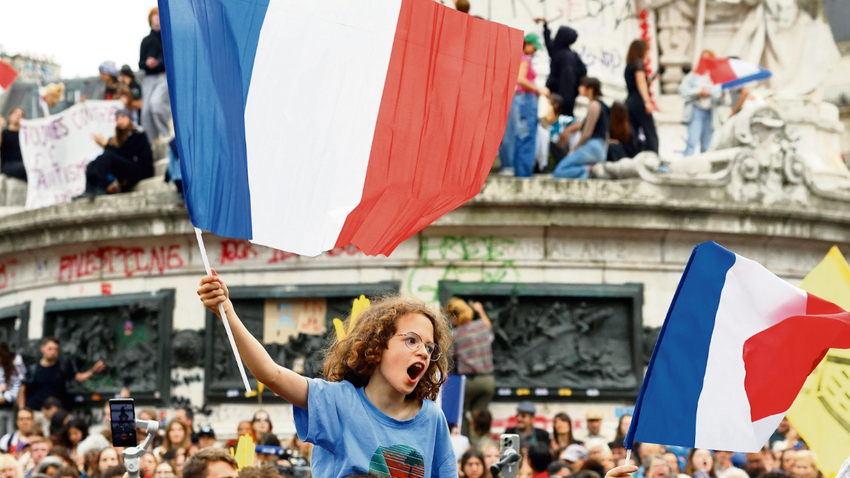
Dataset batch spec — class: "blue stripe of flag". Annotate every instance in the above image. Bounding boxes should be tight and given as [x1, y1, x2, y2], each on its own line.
[159, 0, 270, 239]
[721, 67, 772, 91]
[625, 241, 736, 449]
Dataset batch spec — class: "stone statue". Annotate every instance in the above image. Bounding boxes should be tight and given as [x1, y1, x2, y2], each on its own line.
[592, 104, 850, 207]
[653, 0, 840, 95]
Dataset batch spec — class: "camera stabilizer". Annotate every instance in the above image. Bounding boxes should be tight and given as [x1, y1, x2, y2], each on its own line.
[123, 420, 160, 478]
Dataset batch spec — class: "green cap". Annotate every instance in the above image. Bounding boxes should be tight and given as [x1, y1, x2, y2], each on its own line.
[524, 32, 542, 51]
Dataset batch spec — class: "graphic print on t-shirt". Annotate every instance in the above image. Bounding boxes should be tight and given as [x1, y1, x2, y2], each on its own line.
[369, 444, 425, 478]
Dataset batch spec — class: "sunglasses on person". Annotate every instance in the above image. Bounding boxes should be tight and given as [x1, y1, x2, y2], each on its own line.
[393, 331, 441, 361]
[253, 417, 271, 422]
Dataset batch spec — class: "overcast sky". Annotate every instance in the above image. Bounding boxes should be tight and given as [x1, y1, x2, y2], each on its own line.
[0, 0, 157, 79]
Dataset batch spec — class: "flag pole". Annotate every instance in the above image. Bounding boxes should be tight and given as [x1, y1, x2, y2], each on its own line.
[693, 0, 707, 66]
[194, 227, 252, 394]
[625, 449, 631, 465]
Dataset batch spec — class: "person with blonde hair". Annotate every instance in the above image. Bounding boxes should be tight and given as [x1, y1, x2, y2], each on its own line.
[446, 297, 494, 437]
[0, 453, 24, 478]
[720, 467, 750, 478]
[40, 83, 70, 117]
[793, 451, 822, 478]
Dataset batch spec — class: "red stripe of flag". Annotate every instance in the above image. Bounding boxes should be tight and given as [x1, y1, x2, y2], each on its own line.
[743, 293, 850, 422]
[334, 0, 522, 255]
[695, 56, 736, 85]
[0, 61, 18, 92]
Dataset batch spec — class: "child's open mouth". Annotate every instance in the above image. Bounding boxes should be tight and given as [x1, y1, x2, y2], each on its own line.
[407, 363, 425, 383]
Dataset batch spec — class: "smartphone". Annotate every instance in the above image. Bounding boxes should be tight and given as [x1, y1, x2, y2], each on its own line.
[499, 434, 520, 478]
[109, 398, 137, 447]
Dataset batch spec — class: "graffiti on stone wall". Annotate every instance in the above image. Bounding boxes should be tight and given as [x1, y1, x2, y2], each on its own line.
[58, 245, 185, 282]
[0, 236, 369, 293]
[408, 236, 520, 302]
[219, 240, 361, 267]
[486, 0, 637, 26]
[467, 294, 639, 391]
[578, 44, 625, 76]
[0, 260, 17, 291]
[473, 0, 655, 94]
[170, 367, 210, 415]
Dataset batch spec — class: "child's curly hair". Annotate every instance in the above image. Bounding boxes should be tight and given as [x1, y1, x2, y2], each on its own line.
[322, 295, 452, 401]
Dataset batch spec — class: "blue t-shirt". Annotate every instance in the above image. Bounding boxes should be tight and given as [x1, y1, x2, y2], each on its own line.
[293, 378, 457, 478]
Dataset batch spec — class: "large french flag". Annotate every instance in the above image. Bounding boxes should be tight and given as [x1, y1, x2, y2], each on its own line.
[0, 61, 17, 96]
[694, 56, 771, 91]
[626, 242, 850, 452]
[160, 0, 522, 257]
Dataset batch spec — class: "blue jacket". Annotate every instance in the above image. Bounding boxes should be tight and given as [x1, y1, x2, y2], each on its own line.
[679, 72, 722, 130]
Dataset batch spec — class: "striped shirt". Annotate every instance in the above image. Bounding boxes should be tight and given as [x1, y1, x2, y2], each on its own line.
[452, 320, 494, 375]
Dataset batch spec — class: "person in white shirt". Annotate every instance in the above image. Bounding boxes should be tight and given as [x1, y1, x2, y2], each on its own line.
[0, 343, 26, 437]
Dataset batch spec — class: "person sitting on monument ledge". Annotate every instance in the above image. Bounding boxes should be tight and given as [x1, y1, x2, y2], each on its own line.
[0, 108, 28, 183]
[75, 108, 153, 199]
[552, 78, 610, 180]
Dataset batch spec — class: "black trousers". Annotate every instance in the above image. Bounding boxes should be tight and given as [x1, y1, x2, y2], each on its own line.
[85, 151, 146, 192]
[626, 96, 659, 154]
[1, 161, 27, 182]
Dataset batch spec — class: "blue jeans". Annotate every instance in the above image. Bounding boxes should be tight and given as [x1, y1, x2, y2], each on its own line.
[498, 92, 538, 177]
[498, 97, 518, 170]
[552, 138, 607, 179]
[684, 107, 713, 156]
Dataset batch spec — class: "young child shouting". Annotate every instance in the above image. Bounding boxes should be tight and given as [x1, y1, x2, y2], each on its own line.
[197, 274, 457, 478]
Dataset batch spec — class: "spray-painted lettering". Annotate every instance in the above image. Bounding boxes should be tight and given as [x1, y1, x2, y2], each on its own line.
[58, 245, 185, 281]
[219, 240, 259, 265]
[0, 260, 17, 291]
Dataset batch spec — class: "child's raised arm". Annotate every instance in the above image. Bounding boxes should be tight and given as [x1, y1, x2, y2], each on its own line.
[198, 275, 309, 409]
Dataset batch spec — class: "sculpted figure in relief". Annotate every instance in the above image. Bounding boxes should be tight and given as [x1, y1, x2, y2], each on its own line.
[653, 0, 838, 95]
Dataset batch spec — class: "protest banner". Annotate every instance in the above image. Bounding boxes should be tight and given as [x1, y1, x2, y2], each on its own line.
[19, 100, 122, 209]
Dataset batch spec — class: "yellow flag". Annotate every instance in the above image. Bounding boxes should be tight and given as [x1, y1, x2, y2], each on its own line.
[787, 247, 850, 478]
[232, 434, 255, 470]
[333, 295, 371, 340]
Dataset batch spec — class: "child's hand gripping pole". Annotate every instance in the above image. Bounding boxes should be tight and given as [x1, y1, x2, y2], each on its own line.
[195, 228, 252, 394]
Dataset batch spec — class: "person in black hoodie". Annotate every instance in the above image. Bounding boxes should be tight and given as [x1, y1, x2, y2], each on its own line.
[139, 7, 172, 144]
[76, 108, 154, 198]
[537, 19, 586, 116]
[0, 108, 27, 182]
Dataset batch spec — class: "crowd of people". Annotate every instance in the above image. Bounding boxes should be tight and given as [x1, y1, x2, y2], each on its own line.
[0, 7, 181, 202]
[444, 296, 821, 478]
[496, 15, 760, 179]
[450, 401, 821, 478]
[0, 335, 311, 478]
[0, 258, 819, 478]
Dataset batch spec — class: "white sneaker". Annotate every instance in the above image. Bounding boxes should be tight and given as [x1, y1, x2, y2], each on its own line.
[498, 167, 515, 177]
